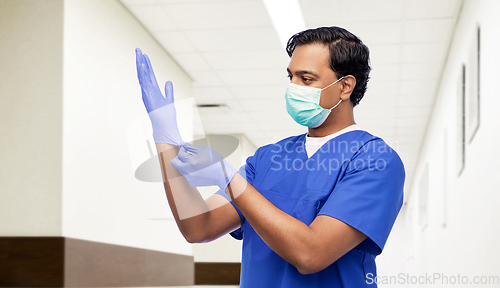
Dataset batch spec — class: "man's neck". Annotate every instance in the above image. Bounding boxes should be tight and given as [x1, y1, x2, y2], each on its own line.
[307, 110, 356, 138]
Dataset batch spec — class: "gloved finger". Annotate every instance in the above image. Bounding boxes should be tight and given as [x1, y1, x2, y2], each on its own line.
[140, 62, 149, 87]
[135, 48, 147, 84]
[135, 48, 141, 76]
[144, 54, 162, 92]
[164, 81, 174, 104]
[140, 61, 152, 95]
[179, 143, 201, 160]
[176, 145, 195, 162]
[135, 48, 143, 70]
[170, 156, 190, 173]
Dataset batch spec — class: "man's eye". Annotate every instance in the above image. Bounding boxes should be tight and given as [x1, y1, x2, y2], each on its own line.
[302, 77, 312, 82]
[287, 75, 292, 80]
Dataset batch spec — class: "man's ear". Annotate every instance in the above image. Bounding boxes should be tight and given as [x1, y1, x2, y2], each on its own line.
[340, 75, 356, 100]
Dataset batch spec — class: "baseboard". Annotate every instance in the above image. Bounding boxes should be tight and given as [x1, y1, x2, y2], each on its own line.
[0, 237, 194, 287]
[195, 262, 241, 285]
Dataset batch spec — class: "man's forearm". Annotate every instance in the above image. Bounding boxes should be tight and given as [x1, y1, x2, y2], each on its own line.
[155, 143, 213, 242]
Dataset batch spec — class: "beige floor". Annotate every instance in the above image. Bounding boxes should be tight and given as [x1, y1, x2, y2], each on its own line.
[166, 286, 239, 288]
[11, 286, 240, 288]
[91, 286, 239, 288]
[125, 286, 239, 288]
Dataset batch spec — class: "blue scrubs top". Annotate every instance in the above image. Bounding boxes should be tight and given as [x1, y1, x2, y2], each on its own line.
[216, 130, 405, 288]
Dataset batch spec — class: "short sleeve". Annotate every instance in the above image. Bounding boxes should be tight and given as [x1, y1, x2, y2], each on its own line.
[317, 139, 405, 255]
[215, 151, 258, 240]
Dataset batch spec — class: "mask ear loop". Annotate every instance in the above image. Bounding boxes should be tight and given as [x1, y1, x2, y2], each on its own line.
[329, 98, 343, 111]
[322, 76, 345, 111]
[321, 76, 345, 91]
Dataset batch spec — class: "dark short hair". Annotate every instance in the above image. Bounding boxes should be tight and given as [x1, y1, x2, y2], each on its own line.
[286, 26, 371, 107]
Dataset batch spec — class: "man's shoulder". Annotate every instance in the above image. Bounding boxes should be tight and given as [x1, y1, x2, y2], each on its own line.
[350, 132, 405, 172]
[343, 130, 394, 152]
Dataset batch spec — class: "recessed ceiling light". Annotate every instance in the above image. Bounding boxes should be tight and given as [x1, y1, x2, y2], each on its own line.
[263, 0, 306, 49]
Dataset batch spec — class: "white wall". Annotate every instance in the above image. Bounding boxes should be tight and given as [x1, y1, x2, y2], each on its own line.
[62, 0, 194, 255]
[0, 0, 64, 236]
[377, 0, 500, 286]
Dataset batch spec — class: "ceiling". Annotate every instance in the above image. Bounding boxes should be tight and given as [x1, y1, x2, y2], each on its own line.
[121, 0, 464, 190]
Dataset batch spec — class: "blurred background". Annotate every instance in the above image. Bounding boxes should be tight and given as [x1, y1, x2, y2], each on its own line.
[1, 0, 499, 287]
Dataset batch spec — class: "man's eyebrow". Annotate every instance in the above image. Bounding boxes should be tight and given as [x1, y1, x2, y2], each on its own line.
[286, 68, 319, 77]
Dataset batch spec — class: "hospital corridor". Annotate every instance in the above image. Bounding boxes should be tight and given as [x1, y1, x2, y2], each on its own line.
[1, 0, 500, 287]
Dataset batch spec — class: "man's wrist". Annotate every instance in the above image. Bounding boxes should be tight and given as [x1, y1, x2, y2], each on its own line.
[225, 173, 247, 201]
[155, 143, 179, 156]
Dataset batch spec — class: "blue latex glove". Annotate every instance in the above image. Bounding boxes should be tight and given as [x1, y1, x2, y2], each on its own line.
[136, 48, 183, 145]
[170, 143, 239, 191]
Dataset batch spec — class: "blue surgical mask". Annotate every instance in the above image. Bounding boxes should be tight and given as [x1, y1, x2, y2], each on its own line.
[285, 76, 344, 128]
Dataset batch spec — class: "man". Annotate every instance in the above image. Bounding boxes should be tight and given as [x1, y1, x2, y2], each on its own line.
[136, 26, 405, 287]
